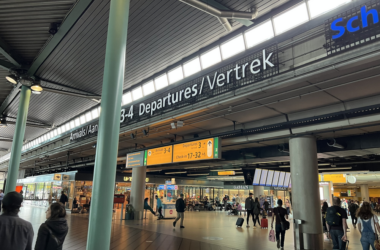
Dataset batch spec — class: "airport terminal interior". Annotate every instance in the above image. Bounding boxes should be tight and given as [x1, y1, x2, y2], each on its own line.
[2, 0, 380, 249]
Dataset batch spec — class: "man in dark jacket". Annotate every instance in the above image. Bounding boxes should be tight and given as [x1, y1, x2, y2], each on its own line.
[59, 191, 68, 207]
[0, 192, 34, 250]
[349, 201, 359, 228]
[173, 194, 185, 228]
[245, 193, 254, 227]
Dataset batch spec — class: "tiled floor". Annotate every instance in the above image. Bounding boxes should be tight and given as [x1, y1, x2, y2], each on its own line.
[18, 206, 363, 249]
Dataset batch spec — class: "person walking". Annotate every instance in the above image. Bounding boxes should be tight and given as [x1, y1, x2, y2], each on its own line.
[0, 189, 4, 212]
[263, 198, 270, 216]
[326, 197, 348, 250]
[356, 202, 380, 250]
[322, 201, 329, 234]
[156, 195, 163, 220]
[285, 199, 292, 214]
[59, 191, 68, 207]
[349, 200, 359, 228]
[173, 194, 185, 228]
[144, 198, 156, 216]
[271, 199, 288, 249]
[35, 202, 68, 250]
[0, 192, 34, 250]
[245, 193, 254, 228]
[253, 197, 261, 228]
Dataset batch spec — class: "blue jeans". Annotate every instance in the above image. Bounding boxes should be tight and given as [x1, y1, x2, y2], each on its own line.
[361, 231, 376, 250]
[330, 230, 346, 250]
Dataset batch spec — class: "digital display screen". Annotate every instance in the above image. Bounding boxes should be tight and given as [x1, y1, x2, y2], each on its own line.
[283, 173, 291, 187]
[266, 170, 274, 186]
[253, 169, 262, 186]
[272, 171, 280, 187]
[260, 169, 268, 186]
[278, 172, 286, 187]
[289, 179, 291, 188]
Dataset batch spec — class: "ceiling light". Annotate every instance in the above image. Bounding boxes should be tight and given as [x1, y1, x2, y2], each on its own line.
[319, 167, 352, 171]
[318, 163, 331, 166]
[177, 121, 184, 127]
[279, 165, 290, 168]
[31, 83, 43, 92]
[146, 169, 162, 172]
[5, 75, 17, 84]
[32, 90, 42, 95]
[187, 173, 209, 176]
[0, 118, 7, 127]
[184, 166, 210, 169]
[165, 171, 187, 174]
[210, 168, 242, 171]
[171, 123, 176, 129]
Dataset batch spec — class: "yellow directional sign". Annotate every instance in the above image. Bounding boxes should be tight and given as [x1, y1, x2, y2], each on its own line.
[173, 138, 216, 163]
[146, 146, 173, 166]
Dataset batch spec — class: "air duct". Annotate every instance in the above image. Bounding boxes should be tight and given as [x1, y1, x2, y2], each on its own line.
[179, 0, 258, 32]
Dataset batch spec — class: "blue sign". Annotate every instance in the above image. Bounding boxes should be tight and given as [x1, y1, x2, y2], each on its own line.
[158, 185, 166, 190]
[166, 185, 178, 190]
[331, 6, 379, 39]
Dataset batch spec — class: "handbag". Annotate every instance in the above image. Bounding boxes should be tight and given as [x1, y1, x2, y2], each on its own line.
[373, 217, 380, 250]
[44, 224, 61, 249]
[269, 229, 276, 242]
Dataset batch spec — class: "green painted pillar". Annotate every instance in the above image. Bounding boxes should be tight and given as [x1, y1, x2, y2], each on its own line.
[5, 85, 31, 194]
[86, 1, 130, 249]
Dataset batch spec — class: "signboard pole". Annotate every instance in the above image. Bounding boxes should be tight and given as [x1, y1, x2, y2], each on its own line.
[86, 1, 131, 249]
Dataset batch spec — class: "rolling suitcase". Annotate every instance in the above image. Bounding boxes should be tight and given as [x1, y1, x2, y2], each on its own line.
[236, 218, 244, 227]
[261, 218, 268, 229]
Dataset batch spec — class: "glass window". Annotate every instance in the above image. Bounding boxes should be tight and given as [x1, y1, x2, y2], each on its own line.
[168, 66, 184, 84]
[154, 74, 168, 90]
[132, 86, 143, 100]
[98, 106, 101, 115]
[57, 127, 62, 135]
[35, 183, 45, 199]
[43, 135, 47, 141]
[44, 182, 52, 200]
[53, 129, 58, 137]
[220, 35, 245, 59]
[245, 20, 275, 49]
[200, 47, 221, 69]
[308, 0, 351, 18]
[273, 2, 309, 35]
[80, 115, 86, 125]
[65, 123, 71, 131]
[183, 57, 201, 77]
[60, 125, 66, 133]
[85, 112, 92, 122]
[142, 81, 155, 96]
[122, 92, 132, 105]
[91, 109, 99, 119]
[74, 118, 80, 127]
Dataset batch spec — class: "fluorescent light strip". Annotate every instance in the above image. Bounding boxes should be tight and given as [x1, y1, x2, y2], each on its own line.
[210, 168, 242, 171]
[319, 167, 352, 171]
[187, 174, 209, 176]
[146, 169, 162, 172]
[184, 166, 210, 169]
[165, 171, 187, 174]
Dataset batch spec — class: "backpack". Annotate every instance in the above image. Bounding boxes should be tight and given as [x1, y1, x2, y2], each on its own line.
[326, 207, 342, 227]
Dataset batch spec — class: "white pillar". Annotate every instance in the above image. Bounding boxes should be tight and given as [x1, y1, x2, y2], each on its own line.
[289, 136, 323, 250]
[130, 166, 146, 220]
[254, 186, 264, 199]
[361, 184, 369, 202]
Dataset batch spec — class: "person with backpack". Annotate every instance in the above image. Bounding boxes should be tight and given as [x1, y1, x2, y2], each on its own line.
[356, 201, 380, 250]
[349, 201, 359, 228]
[35, 202, 68, 250]
[253, 197, 261, 228]
[322, 202, 329, 234]
[271, 199, 288, 249]
[245, 193, 255, 228]
[326, 197, 348, 250]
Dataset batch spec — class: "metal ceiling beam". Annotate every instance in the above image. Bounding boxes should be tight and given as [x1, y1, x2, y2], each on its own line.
[6, 121, 51, 129]
[0, 138, 12, 142]
[0, 37, 21, 68]
[0, 83, 21, 116]
[199, 0, 254, 26]
[0, 59, 19, 71]
[43, 87, 101, 100]
[27, 0, 94, 76]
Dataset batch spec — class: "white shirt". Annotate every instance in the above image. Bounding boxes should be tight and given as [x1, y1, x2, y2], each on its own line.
[357, 216, 379, 232]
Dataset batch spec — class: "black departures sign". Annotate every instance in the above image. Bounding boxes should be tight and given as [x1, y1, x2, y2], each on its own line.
[325, 0, 380, 56]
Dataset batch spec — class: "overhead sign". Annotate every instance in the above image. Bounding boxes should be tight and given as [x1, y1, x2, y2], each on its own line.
[126, 151, 145, 168]
[323, 174, 347, 184]
[53, 174, 62, 181]
[145, 146, 173, 166]
[173, 138, 220, 163]
[218, 171, 235, 176]
[158, 185, 166, 190]
[167, 185, 178, 190]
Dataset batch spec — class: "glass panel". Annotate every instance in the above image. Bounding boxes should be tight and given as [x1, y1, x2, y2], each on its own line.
[91, 108, 99, 119]
[85, 112, 92, 122]
[122, 92, 132, 105]
[154, 74, 168, 90]
[80, 115, 86, 124]
[168, 66, 184, 84]
[25, 183, 36, 199]
[35, 182, 45, 199]
[273, 3, 309, 35]
[142, 81, 155, 96]
[308, 0, 351, 18]
[74, 118, 80, 127]
[57, 127, 62, 134]
[70, 120, 75, 129]
[44, 182, 52, 200]
[220, 35, 245, 59]
[65, 123, 71, 131]
[183, 57, 201, 77]
[60, 125, 66, 133]
[245, 20, 275, 48]
[200, 47, 221, 69]
[53, 130, 58, 137]
[132, 86, 143, 100]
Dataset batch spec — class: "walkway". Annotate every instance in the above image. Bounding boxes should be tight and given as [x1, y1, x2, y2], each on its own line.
[18, 206, 362, 249]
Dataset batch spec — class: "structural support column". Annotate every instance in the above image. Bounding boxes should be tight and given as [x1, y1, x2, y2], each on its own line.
[289, 136, 323, 250]
[361, 184, 369, 202]
[254, 186, 264, 199]
[5, 86, 31, 194]
[130, 166, 147, 220]
[86, 1, 130, 249]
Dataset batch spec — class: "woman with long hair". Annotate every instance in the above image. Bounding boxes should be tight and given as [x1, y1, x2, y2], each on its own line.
[356, 201, 380, 250]
[253, 197, 261, 228]
[35, 202, 69, 250]
[321, 202, 329, 234]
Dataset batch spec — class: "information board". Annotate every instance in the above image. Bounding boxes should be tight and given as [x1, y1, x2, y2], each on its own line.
[145, 146, 173, 166]
[173, 138, 220, 163]
[253, 169, 262, 186]
[126, 151, 145, 168]
[266, 170, 274, 186]
[218, 171, 235, 176]
[260, 169, 268, 186]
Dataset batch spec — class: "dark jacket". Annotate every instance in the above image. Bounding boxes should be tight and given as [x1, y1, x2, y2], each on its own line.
[253, 202, 261, 215]
[59, 194, 68, 204]
[176, 198, 185, 212]
[245, 197, 254, 210]
[0, 214, 34, 250]
[35, 218, 68, 250]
